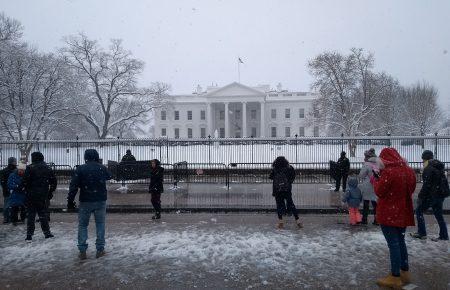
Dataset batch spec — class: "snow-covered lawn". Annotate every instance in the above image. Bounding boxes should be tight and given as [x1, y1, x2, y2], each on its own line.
[1, 214, 449, 289]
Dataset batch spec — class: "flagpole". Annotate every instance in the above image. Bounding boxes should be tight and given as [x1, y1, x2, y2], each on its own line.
[238, 59, 241, 83]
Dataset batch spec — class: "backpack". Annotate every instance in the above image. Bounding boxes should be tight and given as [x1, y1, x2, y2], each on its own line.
[437, 172, 450, 198]
[273, 170, 290, 194]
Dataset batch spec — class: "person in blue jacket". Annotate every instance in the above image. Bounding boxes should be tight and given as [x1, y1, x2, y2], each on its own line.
[7, 162, 27, 225]
[67, 149, 112, 260]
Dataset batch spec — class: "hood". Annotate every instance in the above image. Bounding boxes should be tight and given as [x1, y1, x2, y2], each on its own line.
[126, 149, 132, 155]
[152, 159, 161, 167]
[347, 176, 359, 188]
[379, 148, 406, 168]
[84, 149, 100, 162]
[429, 159, 445, 171]
[31, 152, 44, 163]
[340, 151, 347, 158]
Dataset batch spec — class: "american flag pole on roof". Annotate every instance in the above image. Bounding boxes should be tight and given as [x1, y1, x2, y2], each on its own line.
[237, 57, 244, 83]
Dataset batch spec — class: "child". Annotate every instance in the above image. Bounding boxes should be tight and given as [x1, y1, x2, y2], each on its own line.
[7, 162, 27, 225]
[342, 176, 363, 225]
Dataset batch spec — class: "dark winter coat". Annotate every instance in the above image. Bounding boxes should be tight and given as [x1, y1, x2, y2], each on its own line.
[149, 160, 164, 194]
[22, 152, 57, 204]
[342, 177, 362, 208]
[269, 165, 296, 195]
[418, 159, 449, 199]
[7, 171, 26, 207]
[374, 148, 416, 228]
[68, 149, 112, 203]
[1, 164, 16, 197]
[121, 153, 136, 162]
[337, 156, 350, 175]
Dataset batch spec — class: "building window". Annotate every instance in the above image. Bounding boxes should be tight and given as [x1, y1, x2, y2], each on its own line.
[187, 110, 192, 120]
[314, 126, 319, 137]
[161, 128, 166, 136]
[174, 128, 180, 139]
[174, 110, 179, 120]
[285, 109, 290, 119]
[161, 110, 166, 120]
[235, 110, 241, 120]
[219, 110, 225, 120]
[251, 109, 257, 120]
[251, 127, 257, 137]
[271, 109, 276, 119]
[285, 127, 290, 137]
[200, 110, 206, 120]
[313, 107, 319, 118]
[271, 127, 277, 137]
[200, 128, 206, 138]
[299, 127, 305, 137]
[219, 128, 225, 138]
[187, 128, 193, 138]
[299, 108, 305, 118]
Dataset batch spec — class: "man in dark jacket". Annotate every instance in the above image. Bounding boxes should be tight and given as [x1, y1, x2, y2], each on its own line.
[22, 152, 57, 241]
[1, 157, 17, 224]
[149, 159, 164, 220]
[121, 149, 136, 162]
[335, 151, 350, 192]
[411, 150, 449, 241]
[67, 149, 112, 259]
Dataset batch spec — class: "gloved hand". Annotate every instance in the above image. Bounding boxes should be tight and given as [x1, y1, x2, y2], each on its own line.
[67, 199, 77, 210]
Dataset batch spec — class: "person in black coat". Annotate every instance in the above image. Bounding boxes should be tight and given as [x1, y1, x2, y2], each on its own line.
[1, 157, 17, 224]
[335, 151, 350, 192]
[22, 152, 57, 241]
[149, 159, 164, 220]
[269, 156, 303, 229]
[121, 149, 136, 162]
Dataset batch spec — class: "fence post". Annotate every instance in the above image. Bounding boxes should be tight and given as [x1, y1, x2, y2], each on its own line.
[36, 138, 40, 152]
[208, 135, 211, 164]
[226, 164, 230, 190]
[159, 138, 162, 163]
[387, 132, 391, 147]
[76, 136, 80, 166]
[166, 138, 169, 164]
[295, 134, 298, 163]
[341, 133, 344, 153]
[117, 136, 120, 162]
[251, 136, 254, 163]
[434, 132, 438, 159]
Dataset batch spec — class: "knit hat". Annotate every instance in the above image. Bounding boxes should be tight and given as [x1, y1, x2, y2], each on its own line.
[8, 157, 17, 165]
[421, 150, 434, 161]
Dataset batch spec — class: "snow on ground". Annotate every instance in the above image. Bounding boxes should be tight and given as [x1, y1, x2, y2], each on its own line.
[0, 214, 449, 289]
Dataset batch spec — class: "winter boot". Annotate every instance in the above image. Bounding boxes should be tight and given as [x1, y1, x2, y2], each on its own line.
[296, 219, 304, 229]
[277, 220, 284, 229]
[376, 274, 403, 289]
[25, 235, 32, 242]
[410, 232, 427, 240]
[430, 236, 449, 242]
[151, 212, 161, 220]
[96, 250, 106, 259]
[400, 270, 411, 284]
[372, 220, 379, 226]
[79, 252, 87, 260]
[45, 233, 54, 239]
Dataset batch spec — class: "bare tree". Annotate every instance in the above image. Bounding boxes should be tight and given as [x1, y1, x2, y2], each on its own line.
[400, 82, 442, 136]
[62, 34, 169, 139]
[0, 12, 23, 42]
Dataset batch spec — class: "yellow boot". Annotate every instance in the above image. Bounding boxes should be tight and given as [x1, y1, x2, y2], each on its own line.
[277, 220, 284, 229]
[376, 274, 403, 289]
[400, 270, 411, 284]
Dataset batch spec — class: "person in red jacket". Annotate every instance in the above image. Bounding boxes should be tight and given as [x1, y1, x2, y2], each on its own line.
[373, 148, 416, 289]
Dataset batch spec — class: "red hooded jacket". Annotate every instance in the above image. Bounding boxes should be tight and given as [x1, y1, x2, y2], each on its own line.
[374, 148, 416, 227]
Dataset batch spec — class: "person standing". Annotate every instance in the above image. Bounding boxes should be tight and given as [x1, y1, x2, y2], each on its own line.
[1, 157, 17, 224]
[341, 176, 363, 225]
[410, 150, 449, 241]
[373, 148, 416, 289]
[335, 151, 350, 192]
[67, 149, 112, 260]
[121, 149, 136, 162]
[149, 159, 164, 220]
[269, 156, 303, 229]
[22, 152, 57, 241]
[7, 162, 27, 225]
[359, 150, 380, 225]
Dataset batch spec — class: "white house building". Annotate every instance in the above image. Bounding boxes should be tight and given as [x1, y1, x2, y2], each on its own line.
[154, 82, 320, 138]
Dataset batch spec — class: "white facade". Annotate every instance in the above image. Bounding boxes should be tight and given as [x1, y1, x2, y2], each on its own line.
[154, 82, 320, 138]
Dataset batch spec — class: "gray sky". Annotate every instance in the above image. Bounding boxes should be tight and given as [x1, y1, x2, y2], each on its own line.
[2, 0, 449, 109]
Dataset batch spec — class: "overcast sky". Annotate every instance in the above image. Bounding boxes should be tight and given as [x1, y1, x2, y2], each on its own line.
[2, 0, 449, 109]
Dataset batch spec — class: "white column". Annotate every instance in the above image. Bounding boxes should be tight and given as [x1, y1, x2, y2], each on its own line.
[242, 102, 247, 137]
[207, 102, 213, 136]
[260, 101, 265, 137]
[224, 102, 229, 138]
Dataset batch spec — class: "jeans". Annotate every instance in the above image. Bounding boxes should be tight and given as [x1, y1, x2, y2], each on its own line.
[151, 192, 162, 213]
[335, 174, 348, 192]
[416, 197, 448, 239]
[381, 225, 409, 277]
[3, 196, 10, 222]
[362, 200, 377, 223]
[78, 201, 106, 253]
[27, 202, 51, 236]
[275, 192, 299, 220]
